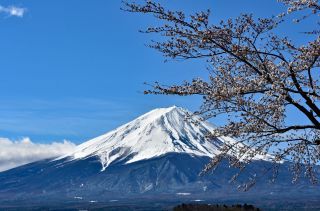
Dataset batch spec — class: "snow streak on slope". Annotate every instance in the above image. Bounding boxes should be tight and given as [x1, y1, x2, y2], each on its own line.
[58, 106, 272, 171]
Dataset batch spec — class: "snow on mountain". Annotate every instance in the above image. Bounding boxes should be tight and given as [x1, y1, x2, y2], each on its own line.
[58, 106, 271, 171]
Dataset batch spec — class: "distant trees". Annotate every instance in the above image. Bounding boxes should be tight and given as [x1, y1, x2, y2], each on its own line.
[123, 0, 320, 187]
[173, 203, 260, 211]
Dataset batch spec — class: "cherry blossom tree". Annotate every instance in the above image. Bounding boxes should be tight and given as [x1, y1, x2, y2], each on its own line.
[123, 0, 320, 188]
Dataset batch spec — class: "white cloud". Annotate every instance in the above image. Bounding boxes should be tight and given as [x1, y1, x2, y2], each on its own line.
[0, 5, 26, 17]
[0, 137, 76, 172]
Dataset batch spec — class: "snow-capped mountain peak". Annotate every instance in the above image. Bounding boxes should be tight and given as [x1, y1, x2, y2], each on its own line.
[58, 106, 272, 171]
[59, 106, 227, 170]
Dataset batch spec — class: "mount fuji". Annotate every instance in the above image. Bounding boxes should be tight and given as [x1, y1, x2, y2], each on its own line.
[0, 106, 319, 209]
[58, 106, 263, 170]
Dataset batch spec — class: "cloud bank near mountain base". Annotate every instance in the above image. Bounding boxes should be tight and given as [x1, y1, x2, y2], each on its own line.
[0, 137, 76, 172]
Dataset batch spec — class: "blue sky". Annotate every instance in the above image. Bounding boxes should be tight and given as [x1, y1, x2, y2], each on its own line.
[0, 0, 310, 144]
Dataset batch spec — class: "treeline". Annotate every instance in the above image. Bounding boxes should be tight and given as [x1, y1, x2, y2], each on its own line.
[173, 203, 260, 211]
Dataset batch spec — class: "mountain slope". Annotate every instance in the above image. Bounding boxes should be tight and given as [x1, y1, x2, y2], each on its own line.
[0, 153, 319, 209]
[0, 106, 319, 209]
